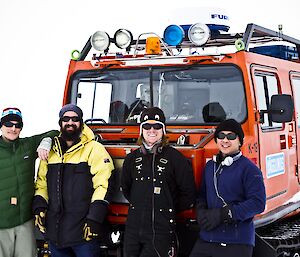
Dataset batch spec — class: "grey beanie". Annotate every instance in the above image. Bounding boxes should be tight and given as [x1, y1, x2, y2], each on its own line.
[59, 104, 83, 119]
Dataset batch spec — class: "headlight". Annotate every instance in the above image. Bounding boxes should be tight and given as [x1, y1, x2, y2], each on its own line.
[111, 231, 121, 244]
[114, 29, 133, 49]
[91, 31, 110, 51]
[188, 23, 210, 46]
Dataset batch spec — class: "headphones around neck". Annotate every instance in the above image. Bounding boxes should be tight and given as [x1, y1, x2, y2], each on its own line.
[212, 151, 242, 207]
[213, 152, 242, 167]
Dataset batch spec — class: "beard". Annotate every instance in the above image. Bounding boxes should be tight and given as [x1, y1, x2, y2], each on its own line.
[61, 124, 81, 141]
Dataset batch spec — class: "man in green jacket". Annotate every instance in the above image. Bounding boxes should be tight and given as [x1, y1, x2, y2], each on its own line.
[0, 107, 58, 257]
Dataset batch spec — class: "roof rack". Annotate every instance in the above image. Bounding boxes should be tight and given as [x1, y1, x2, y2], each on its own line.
[243, 23, 300, 53]
[77, 23, 300, 61]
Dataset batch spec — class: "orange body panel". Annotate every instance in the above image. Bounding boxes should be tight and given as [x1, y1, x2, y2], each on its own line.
[63, 48, 300, 229]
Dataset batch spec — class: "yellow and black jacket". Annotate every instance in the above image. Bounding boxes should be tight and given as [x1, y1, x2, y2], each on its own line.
[33, 124, 114, 248]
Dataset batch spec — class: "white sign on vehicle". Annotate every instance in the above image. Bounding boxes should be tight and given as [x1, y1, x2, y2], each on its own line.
[266, 152, 285, 178]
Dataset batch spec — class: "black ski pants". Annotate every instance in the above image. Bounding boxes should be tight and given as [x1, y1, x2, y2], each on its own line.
[189, 238, 253, 257]
[123, 229, 175, 257]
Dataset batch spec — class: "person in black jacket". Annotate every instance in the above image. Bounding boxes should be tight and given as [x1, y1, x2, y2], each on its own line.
[121, 107, 196, 257]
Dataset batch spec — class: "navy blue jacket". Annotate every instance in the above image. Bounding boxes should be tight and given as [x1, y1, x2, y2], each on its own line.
[198, 155, 266, 246]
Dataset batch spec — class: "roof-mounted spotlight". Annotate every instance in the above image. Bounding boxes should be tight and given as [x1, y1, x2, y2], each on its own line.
[188, 23, 210, 46]
[114, 29, 133, 49]
[163, 25, 185, 46]
[91, 31, 110, 51]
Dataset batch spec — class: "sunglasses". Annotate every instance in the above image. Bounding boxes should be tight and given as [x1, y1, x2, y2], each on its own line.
[142, 123, 163, 130]
[216, 132, 238, 140]
[3, 121, 23, 129]
[61, 116, 81, 122]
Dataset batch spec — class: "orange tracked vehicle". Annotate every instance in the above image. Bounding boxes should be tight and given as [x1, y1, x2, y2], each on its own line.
[39, 21, 300, 257]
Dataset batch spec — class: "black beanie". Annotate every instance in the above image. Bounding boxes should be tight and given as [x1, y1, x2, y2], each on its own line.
[214, 119, 244, 145]
[140, 107, 166, 135]
[140, 107, 166, 124]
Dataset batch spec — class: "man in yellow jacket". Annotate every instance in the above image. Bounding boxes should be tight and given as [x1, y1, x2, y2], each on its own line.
[33, 104, 114, 257]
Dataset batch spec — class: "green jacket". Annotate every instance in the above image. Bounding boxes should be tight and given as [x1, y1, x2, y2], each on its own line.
[0, 130, 58, 229]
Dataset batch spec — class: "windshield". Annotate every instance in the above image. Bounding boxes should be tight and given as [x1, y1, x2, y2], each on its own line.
[70, 65, 246, 124]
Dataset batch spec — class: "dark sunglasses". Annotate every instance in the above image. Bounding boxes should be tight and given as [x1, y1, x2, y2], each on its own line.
[3, 121, 23, 129]
[217, 132, 238, 140]
[142, 123, 163, 130]
[61, 116, 81, 122]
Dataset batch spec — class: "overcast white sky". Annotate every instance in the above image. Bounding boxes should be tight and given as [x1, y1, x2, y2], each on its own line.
[0, 0, 299, 136]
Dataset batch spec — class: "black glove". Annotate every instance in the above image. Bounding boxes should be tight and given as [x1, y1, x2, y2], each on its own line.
[34, 209, 46, 234]
[83, 219, 101, 241]
[221, 205, 233, 224]
[198, 206, 233, 231]
[196, 207, 206, 226]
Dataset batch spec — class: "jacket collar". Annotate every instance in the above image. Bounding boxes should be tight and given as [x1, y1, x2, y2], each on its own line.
[53, 124, 95, 156]
[0, 135, 19, 147]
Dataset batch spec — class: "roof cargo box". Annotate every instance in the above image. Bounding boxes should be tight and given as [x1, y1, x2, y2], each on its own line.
[249, 45, 298, 60]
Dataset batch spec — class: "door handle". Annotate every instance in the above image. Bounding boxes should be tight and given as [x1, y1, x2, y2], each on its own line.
[280, 134, 286, 149]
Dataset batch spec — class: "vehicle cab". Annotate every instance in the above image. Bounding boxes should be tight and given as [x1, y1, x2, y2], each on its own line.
[61, 20, 300, 256]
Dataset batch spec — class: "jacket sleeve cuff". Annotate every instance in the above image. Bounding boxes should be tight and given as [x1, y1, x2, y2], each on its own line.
[32, 195, 48, 214]
[86, 200, 109, 224]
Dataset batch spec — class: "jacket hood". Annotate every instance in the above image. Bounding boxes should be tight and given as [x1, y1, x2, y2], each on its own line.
[53, 124, 95, 157]
[79, 124, 95, 144]
[58, 124, 95, 145]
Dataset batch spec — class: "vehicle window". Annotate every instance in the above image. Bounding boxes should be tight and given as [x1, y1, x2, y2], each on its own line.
[291, 77, 300, 127]
[70, 65, 246, 125]
[255, 73, 282, 130]
[77, 82, 112, 123]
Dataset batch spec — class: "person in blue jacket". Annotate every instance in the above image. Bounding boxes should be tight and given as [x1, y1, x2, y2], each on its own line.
[189, 119, 266, 257]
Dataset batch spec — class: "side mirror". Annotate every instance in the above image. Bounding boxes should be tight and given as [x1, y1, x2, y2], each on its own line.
[270, 94, 294, 123]
[259, 94, 294, 123]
